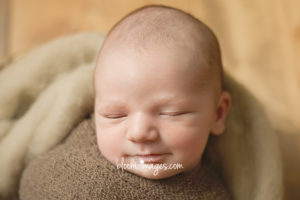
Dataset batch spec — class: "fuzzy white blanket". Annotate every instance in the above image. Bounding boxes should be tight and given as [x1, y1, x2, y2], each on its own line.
[0, 33, 283, 199]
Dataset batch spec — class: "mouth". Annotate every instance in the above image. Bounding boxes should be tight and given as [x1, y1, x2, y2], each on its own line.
[129, 153, 169, 164]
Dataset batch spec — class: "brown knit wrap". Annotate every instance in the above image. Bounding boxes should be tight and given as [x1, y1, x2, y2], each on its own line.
[19, 117, 232, 200]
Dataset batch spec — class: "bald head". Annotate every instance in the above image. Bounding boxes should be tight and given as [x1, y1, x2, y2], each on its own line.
[95, 5, 224, 92]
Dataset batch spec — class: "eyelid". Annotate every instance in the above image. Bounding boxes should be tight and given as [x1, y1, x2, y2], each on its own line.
[159, 111, 189, 116]
[101, 113, 127, 119]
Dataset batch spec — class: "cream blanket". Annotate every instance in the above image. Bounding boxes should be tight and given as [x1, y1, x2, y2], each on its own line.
[0, 33, 283, 199]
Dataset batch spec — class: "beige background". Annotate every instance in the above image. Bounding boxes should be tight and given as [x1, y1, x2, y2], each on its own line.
[1, 0, 299, 199]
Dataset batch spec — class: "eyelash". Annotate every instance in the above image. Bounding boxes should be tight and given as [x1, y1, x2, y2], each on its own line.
[159, 111, 188, 116]
[101, 111, 189, 119]
[103, 114, 127, 119]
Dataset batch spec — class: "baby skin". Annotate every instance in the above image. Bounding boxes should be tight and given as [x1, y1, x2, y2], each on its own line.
[93, 5, 231, 180]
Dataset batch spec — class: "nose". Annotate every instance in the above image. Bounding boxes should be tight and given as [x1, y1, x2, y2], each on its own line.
[126, 112, 159, 143]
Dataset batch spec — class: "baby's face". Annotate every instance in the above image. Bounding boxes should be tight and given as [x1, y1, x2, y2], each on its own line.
[94, 45, 222, 179]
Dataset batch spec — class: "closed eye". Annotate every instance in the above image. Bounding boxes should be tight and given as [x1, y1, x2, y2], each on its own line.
[159, 111, 189, 116]
[101, 114, 127, 119]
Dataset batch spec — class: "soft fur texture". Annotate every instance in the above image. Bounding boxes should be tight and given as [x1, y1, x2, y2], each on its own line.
[0, 33, 283, 199]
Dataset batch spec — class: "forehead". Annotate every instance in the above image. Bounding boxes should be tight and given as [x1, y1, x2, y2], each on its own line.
[94, 44, 212, 92]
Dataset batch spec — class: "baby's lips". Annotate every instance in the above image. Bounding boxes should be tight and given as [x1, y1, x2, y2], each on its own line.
[129, 154, 168, 164]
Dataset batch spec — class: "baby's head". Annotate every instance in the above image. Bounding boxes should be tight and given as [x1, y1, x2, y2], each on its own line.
[93, 5, 231, 179]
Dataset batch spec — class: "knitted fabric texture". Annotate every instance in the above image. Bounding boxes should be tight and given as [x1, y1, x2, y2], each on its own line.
[19, 116, 232, 200]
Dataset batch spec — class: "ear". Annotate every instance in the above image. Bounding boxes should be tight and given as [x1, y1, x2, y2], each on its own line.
[211, 91, 231, 135]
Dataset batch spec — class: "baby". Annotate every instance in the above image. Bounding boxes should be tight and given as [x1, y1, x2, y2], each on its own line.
[20, 5, 232, 199]
[93, 5, 231, 180]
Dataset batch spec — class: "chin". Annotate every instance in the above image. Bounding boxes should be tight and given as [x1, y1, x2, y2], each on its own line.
[129, 168, 182, 180]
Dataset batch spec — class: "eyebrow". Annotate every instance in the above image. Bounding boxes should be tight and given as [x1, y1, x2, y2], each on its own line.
[96, 99, 125, 108]
[154, 96, 190, 105]
[95, 94, 197, 111]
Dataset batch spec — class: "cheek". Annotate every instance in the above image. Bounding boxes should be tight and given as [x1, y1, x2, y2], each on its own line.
[161, 118, 211, 155]
[164, 127, 208, 152]
[96, 121, 125, 164]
